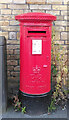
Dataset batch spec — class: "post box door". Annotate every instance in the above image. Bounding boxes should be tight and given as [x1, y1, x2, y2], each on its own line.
[20, 27, 51, 95]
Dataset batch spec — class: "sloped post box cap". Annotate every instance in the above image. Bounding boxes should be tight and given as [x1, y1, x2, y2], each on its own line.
[15, 12, 57, 21]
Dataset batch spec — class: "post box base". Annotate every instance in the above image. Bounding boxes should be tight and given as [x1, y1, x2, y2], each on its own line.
[19, 90, 51, 115]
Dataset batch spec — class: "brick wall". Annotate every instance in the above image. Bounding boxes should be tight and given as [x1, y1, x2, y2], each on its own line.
[0, 0, 68, 97]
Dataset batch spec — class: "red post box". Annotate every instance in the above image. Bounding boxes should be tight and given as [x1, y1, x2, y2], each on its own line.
[15, 12, 56, 95]
[15, 13, 56, 114]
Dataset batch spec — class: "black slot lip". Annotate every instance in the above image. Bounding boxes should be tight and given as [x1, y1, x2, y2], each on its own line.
[28, 31, 46, 33]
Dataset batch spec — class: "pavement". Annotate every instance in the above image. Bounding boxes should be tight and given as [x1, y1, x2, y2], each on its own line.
[1, 105, 67, 120]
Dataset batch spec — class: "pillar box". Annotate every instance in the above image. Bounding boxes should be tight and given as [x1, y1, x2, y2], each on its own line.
[15, 13, 56, 115]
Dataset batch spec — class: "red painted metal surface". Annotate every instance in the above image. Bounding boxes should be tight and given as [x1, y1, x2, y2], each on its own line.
[15, 13, 56, 95]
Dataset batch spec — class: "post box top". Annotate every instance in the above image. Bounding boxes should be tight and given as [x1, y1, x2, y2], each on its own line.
[15, 12, 56, 21]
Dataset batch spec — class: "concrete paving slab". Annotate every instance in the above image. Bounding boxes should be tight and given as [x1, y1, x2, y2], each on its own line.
[2, 106, 67, 119]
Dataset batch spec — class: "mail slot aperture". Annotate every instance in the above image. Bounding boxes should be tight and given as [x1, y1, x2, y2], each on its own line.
[27, 29, 47, 36]
[28, 31, 46, 33]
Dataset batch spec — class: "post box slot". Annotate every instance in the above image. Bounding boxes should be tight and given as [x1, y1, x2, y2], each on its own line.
[27, 30, 46, 37]
[28, 31, 46, 33]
